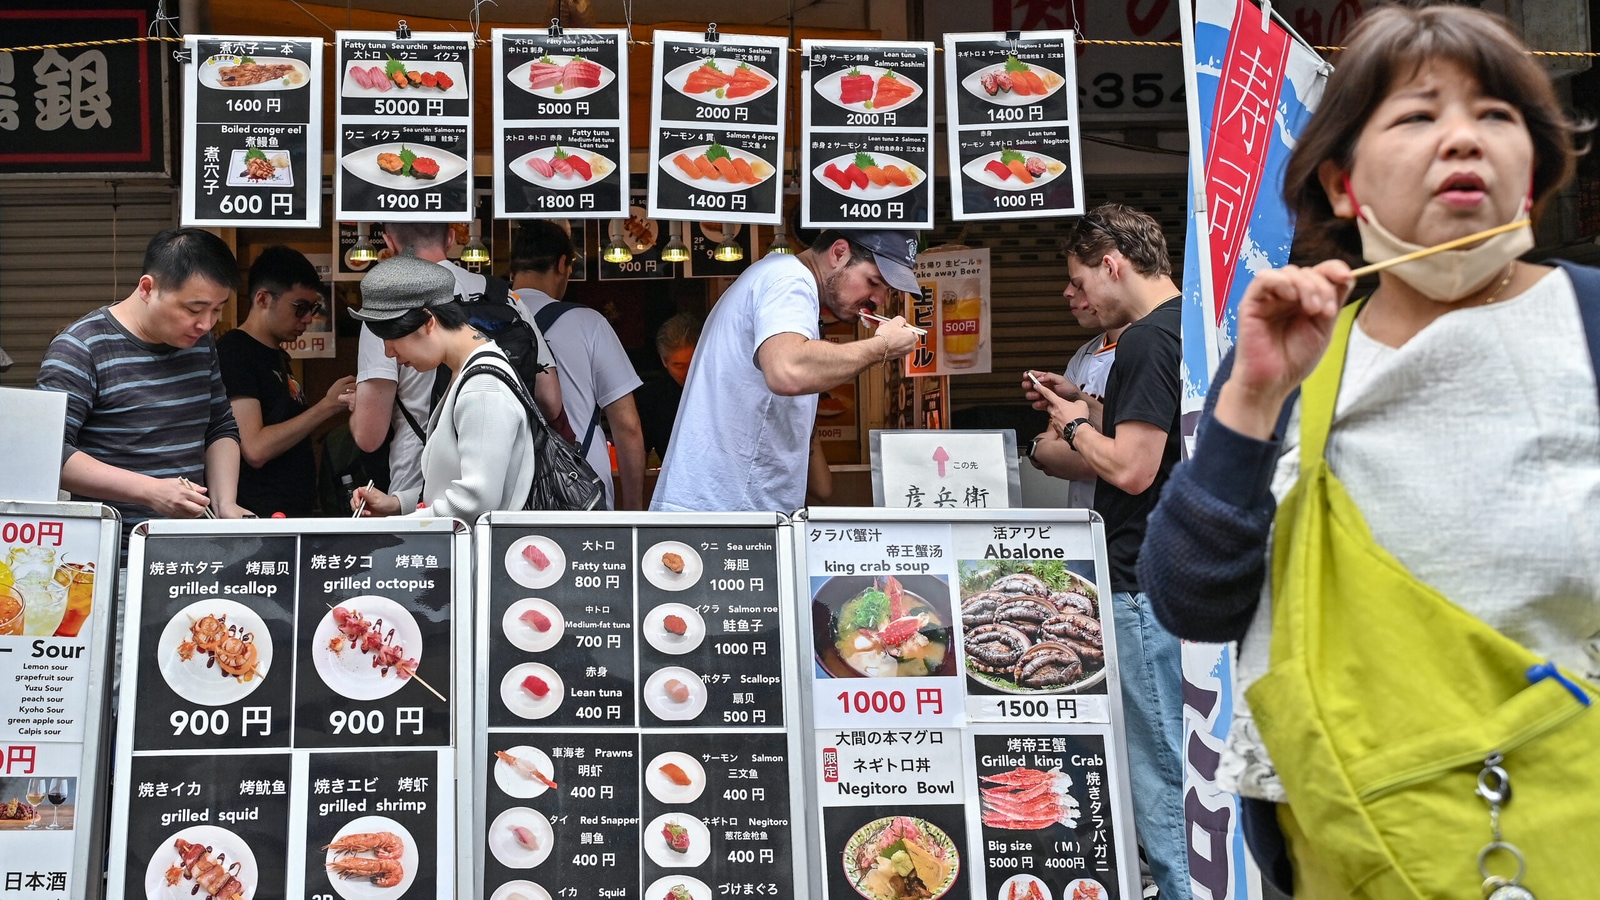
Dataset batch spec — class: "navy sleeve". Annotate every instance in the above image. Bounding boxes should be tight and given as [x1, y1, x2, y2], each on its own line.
[1139, 350, 1291, 643]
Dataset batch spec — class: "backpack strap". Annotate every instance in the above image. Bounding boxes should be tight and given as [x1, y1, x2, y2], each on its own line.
[397, 398, 428, 442]
[531, 299, 605, 455]
[481, 274, 511, 307]
[1551, 260, 1600, 416]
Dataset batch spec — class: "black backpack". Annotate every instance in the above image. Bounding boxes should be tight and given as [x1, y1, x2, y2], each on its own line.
[458, 357, 606, 512]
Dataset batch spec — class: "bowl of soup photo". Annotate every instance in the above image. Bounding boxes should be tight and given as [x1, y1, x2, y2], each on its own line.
[811, 574, 956, 678]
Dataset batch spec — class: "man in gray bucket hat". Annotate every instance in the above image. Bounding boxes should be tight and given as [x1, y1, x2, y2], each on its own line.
[651, 229, 920, 513]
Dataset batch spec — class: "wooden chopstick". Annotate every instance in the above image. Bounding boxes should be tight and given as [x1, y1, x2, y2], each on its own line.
[1347, 219, 1529, 279]
[858, 310, 928, 337]
[178, 477, 217, 519]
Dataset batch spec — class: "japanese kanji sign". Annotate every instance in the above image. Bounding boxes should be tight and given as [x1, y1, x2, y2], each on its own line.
[181, 36, 322, 228]
[0, 3, 168, 176]
[907, 246, 993, 376]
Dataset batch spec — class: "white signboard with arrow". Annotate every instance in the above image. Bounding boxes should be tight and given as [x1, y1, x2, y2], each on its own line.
[870, 429, 1021, 509]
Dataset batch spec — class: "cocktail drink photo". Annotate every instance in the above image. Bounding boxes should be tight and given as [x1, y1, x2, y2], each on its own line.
[52, 561, 94, 638]
[0, 584, 21, 637]
[5, 548, 67, 636]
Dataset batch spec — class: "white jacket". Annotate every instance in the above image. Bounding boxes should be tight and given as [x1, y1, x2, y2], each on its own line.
[395, 342, 535, 523]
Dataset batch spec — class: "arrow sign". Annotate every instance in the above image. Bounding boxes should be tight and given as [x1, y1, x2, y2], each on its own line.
[932, 446, 949, 477]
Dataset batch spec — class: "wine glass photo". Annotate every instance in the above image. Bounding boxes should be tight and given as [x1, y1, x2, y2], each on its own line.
[45, 778, 67, 830]
[24, 778, 45, 830]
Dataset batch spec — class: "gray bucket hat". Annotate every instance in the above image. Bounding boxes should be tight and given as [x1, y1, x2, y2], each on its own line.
[349, 255, 456, 322]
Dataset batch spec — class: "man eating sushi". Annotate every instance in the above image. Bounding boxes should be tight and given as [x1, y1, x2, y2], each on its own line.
[650, 229, 920, 513]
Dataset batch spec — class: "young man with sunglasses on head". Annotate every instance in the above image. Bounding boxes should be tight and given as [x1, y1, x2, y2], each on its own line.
[217, 245, 356, 516]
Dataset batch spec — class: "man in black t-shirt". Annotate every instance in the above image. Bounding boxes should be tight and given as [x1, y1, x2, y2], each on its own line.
[217, 246, 356, 516]
[1022, 204, 1189, 900]
[637, 312, 701, 462]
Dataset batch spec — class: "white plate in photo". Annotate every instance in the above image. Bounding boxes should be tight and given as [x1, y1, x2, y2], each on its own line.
[341, 60, 468, 100]
[225, 149, 294, 188]
[812, 152, 924, 201]
[505, 535, 567, 590]
[645, 751, 706, 804]
[491, 881, 553, 900]
[507, 56, 616, 99]
[643, 813, 711, 868]
[488, 807, 555, 869]
[659, 144, 774, 193]
[960, 150, 1067, 192]
[1063, 878, 1107, 900]
[997, 874, 1053, 900]
[961, 61, 1066, 106]
[663, 57, 778, 105]
[493, 744, 557, 799]
[813, 64, 923, 112]
[323, 815, 418, 900]
[312, 595, 424, 701]
[645, 876, 712, 900]
[643, 666, 707, 721]
[501, 662, 564, 720]
[502, 598, 564, 653]
[510, 147, 616, 189]
[642, 602, 705, 655]
[339, 143, 469, 191]
[199, 56, 311, 91]
[158, 598, 273, 707]
[144, 824, 258, 900]
[641, 541, 702, 592]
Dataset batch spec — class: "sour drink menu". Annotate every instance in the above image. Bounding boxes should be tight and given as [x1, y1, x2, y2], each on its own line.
[475, 513, 807, 900]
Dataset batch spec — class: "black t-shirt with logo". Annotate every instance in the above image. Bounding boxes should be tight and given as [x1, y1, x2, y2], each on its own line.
[217, 329, 316, 516]
[1093, 296, 1183, 594]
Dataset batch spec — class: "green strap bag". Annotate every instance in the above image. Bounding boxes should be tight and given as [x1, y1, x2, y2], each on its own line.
[1244, 300, 1599, 899]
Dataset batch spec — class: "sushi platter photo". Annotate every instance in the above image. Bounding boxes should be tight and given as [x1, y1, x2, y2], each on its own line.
[339, 143, 468, 190]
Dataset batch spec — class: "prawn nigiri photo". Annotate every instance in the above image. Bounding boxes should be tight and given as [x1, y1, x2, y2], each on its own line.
[496, 749, 559, 789]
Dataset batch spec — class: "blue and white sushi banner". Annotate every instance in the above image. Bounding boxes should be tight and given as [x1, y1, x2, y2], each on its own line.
[1177, 2, 1329, 899]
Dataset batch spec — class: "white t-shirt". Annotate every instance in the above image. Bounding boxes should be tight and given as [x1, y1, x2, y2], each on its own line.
[513, 288, 642, 509]
[1061, 332, 1117, 509]
[651, 255, 820, 512]
[357, 259, 549, 493]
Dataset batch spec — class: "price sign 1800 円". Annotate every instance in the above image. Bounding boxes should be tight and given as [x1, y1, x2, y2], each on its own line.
[335, 32, 474, 222]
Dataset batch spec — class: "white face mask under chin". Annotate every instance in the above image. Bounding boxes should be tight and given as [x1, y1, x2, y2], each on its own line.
[1355, 204, 1533, 302]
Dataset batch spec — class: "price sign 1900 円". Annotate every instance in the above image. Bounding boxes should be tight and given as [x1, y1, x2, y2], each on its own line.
[105, 518, 471, 900]
[335, 32, 474, 222]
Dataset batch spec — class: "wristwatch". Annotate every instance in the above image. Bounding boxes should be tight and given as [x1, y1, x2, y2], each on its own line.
[1026, 435, 1046, 469]
[1062, 417, 1092, 450]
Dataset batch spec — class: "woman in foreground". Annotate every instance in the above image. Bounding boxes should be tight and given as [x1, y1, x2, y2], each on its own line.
[1139, 6, 1599, 898]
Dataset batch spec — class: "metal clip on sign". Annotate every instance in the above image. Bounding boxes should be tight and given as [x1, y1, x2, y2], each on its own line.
[1005, 30, 1021, 56]
[705, 22, 720, 44]
[548, 17, 564, 38]
[396, 19, 412, 40]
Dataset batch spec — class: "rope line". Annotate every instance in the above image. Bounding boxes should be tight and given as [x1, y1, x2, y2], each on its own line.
[3, 35, 1598, 58]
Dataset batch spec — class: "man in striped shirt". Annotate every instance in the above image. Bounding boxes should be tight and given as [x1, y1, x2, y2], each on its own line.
[38, 228, 248, 545]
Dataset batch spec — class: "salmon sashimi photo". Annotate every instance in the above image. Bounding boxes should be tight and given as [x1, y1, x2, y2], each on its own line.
[820, 152, 921, 193]
[681, 59, 731, 94]
[667, 143, 773, 186]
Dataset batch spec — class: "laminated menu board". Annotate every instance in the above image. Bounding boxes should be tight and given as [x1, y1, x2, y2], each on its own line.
[795, 508, 1141, 900]
[182, 36, 322, 228]
[106, 519, 471, 900]
[493, 28, 629, 219]
[801, 40, 935, 230]
[943, 32, 1084, 221]
[0, 501, 119, 900]
[473, 512, 809, 900]
[648, 30, 788, 225]
[335, 31, 474, 222]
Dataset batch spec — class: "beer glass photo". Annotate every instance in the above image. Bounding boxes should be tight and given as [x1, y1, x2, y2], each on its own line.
[940, 275, 983, 368]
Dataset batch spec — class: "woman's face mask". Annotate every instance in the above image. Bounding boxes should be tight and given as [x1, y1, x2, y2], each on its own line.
[1354, 201, 1532, 302]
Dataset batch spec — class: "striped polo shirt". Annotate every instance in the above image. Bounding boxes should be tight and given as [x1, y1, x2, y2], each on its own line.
[37, 306, 240, 541]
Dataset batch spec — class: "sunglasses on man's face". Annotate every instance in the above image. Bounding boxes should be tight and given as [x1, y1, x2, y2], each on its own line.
[291, 299, 325, 319]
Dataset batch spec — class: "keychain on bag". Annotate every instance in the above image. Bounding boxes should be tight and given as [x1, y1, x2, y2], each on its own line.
[1477, 753, 1536, 900]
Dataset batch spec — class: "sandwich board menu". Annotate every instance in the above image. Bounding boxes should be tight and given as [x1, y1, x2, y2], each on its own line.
[493, 28, 629, 219]
[647, 30, 788, 226]
[335, 31, 474, 222]
[800, 40, 936, 230]
[182, 36, 322, 228]
[795, 508, 1141, 900]
[943, 32, 1084, 221]
[0, 501, 118, 900]
[473, 512, 809, 900]
[107, 519, 471, 900]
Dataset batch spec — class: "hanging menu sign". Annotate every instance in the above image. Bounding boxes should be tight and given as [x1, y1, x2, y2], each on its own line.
[648, 30, 788, 226]
[800, 40, 935, 230]
[473, 512, 808, 900]
[106, 520, 469, 900]
[493, 28, 629, 220]
[944, 32, 1085, 221]
[335, 31, 474, 222]
[797, 509, 1141, 900]
[181, 36, 322, 228]
[0, 501, 118, 900]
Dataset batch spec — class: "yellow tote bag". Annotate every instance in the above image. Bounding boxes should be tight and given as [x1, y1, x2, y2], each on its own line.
[1244, 302, 1600, 899]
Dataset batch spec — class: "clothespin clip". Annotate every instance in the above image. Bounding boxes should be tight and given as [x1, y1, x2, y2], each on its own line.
[1005, 30, 1021, 57]
[704, 23, 720, 44]
[548, 17, 564, 38]
[395, 19, 412, 40]
[1260, 0, 1273, 32]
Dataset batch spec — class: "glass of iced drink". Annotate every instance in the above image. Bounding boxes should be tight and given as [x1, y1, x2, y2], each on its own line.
[940, 276, 982, 368]
[7, 548, 66, 636]
[0, 584, 22, 636]
[52, 561, 94, 638]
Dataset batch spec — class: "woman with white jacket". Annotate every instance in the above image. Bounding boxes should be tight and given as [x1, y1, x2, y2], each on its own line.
[348, 255, 534, 522]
